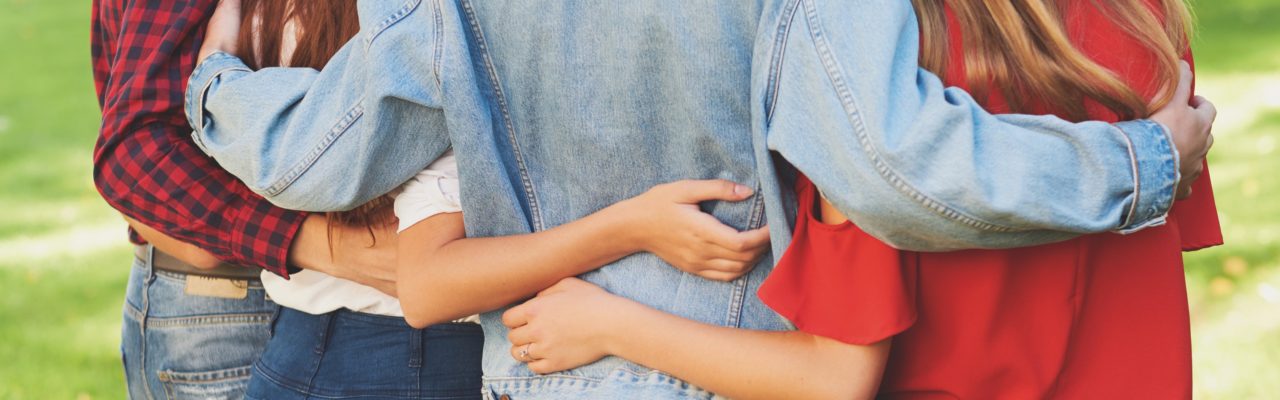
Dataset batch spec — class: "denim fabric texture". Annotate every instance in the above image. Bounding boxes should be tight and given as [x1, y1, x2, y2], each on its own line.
[244, 308, 483, 400]
[185, 0, 1184, 397]
[121, 245, 275, 400]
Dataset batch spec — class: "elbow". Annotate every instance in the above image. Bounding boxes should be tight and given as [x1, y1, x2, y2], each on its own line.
[402, 311, 434, 330]
[396, 271, 453, 329]
[400, 298, 451, 329]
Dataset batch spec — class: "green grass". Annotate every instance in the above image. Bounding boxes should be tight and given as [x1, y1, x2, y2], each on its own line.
[0, 1, 131, 399]
[0, 0, 1277, 399]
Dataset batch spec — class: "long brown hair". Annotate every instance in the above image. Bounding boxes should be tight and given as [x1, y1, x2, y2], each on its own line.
[910, 0, 1192, 121]
[239, 1, 395, 245]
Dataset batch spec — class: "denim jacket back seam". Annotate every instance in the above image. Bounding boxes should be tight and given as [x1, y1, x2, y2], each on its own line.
[460, 0, 545, 231]
[726, 189, 768, 328]
[764, 0, 802, 122]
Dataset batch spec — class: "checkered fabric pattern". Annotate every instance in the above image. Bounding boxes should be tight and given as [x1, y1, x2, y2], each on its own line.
[91, 0, 306, 277]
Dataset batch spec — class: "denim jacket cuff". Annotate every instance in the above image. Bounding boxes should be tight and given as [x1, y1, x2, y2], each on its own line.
[184, 51, 252, 151]
[1113, 119, 1179, 234]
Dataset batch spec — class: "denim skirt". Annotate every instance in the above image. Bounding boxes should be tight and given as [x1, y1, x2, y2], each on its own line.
[245, 307, 483, 399]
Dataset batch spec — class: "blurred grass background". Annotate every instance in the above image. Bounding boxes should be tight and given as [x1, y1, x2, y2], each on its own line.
[0, 0, 1276, 398]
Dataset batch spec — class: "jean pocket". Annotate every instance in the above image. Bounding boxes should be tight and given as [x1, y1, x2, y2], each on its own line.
[158, 365, 253, 400]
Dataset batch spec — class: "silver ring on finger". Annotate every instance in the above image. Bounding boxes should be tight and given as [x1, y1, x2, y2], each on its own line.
[518, 343, 534, 362]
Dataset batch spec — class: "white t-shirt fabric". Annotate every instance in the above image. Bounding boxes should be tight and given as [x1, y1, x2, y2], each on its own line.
[260, 151, 467, 319]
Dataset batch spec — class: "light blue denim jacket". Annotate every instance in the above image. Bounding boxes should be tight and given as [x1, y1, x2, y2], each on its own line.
[187, 0, 1179, 398]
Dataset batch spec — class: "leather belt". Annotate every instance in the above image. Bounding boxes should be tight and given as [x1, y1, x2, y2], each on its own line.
[135, 245, 263, 280]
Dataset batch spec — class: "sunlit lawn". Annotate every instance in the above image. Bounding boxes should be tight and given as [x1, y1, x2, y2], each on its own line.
[0, 0, 1276, 399]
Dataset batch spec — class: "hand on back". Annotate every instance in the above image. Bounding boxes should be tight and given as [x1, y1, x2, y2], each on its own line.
[1149, 61, 1217, 199]
[290, 214, 401, 297]
[611, 179, 771, 282]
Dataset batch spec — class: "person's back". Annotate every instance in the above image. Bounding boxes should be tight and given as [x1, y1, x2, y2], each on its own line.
[186, 0, 1214, 397]
[450, 2, 790, 397]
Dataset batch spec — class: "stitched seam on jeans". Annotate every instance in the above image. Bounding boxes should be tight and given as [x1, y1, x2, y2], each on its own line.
[151, 269, 266, 288]
[144, 313, 272, 328]
[800, 0, 1014, 233]
[157, 365, 253, 384]
[249, 360, 315, 395]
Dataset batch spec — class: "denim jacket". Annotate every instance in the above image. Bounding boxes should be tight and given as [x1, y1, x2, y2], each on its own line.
[187, 0, 1178, 398]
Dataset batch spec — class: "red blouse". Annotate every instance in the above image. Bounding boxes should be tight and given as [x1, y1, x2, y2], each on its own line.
[758, 4, 1222, 399]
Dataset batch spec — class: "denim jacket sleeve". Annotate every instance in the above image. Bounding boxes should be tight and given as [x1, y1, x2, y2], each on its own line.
[764, 0, 1179, 251]
[185, 0, 448, 212]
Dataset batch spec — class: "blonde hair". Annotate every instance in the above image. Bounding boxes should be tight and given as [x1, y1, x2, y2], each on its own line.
[910, 0, 1192, 121]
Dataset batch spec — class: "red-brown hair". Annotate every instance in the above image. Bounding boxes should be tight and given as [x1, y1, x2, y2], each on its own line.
[910, 0, 1192, 121]
[238, 1, 394, 245]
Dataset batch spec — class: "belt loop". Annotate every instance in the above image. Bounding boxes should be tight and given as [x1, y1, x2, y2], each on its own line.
[408, 326, 424, 368]
[316, 311, 337, 355]
[144, 244, 157, 281]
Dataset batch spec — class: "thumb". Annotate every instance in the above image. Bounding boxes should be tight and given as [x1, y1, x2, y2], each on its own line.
[669, 179, 753, 204]
[1169, 60, 1193, 107]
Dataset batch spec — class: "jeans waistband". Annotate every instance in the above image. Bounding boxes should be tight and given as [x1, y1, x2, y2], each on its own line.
[135, 245, 263, 280]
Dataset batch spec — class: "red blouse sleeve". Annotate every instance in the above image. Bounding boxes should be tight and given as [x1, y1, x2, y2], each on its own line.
[1170, 56, 1224, 252]
[1171, 162, 1223, 251]
[758, 175, 918, 345]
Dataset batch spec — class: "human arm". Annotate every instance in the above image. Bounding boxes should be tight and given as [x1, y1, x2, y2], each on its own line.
[398, 178, 770, 328]
[503, 278, 889, 400]
[91, 0, 307, 276]
[186, 0, 449, 212]
[763, 0, 1214, 251]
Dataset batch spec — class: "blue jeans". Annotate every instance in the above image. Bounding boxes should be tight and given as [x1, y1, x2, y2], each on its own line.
[246, 307, 483, 400]
[121, 245, 276, 399]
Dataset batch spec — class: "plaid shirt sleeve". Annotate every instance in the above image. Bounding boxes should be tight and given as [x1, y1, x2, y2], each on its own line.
[91, 0, 307, 277]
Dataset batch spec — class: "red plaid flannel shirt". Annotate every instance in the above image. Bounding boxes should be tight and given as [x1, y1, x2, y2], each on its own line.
[91, 0, 305, 277]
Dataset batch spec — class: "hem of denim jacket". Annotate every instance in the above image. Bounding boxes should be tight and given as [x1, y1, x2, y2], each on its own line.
[1113, 119, 1178, 234]
[483, 368, 720, 400]
[184, 51, 252, 152]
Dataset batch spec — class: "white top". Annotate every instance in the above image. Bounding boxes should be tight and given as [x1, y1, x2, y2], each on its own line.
[261, 151, 472, 321]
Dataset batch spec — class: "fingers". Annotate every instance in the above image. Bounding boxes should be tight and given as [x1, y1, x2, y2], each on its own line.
[704, 229, 769, 262]
[666, 180, 754, 204]
[508, 342, 540, 363]
[1192, 95, 1218, 128]
[527, 360, 562, 375]
[535, 277, 590, 297]
[501, 302, 532, 329]
[696, 265, 753, 282]
[508, 325, 535, 346]
[1170, 60, 1193, 105]
[696, 215, 770, 252]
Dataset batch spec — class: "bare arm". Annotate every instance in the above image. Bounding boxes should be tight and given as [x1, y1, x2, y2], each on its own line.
[128, 213, 401, 295]
[503, 278, 889, 400]
[290, 214, 400, 296]
[398, 179, 771, 328]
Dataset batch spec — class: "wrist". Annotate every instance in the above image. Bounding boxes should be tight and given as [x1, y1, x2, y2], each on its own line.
[598, 296, 646, 356]
[599, 198, 648, 254]
[287, 215, 334, 273]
